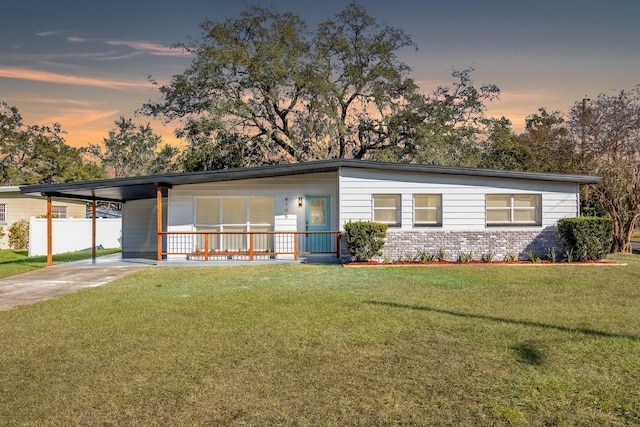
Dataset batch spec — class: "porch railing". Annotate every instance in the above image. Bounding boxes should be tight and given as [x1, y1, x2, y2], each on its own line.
[159, 230, 341, 261]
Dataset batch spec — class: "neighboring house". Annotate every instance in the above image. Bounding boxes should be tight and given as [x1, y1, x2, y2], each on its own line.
[20, 160, 600, 262]
[0, 186, 86, 249]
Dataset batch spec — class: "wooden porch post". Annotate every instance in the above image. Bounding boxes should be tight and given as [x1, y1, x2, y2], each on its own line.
[92, 200, 97, 263]
[46, 196, 52, 266]
[157, 187, 163, 262]
[293, 232, 298, 261]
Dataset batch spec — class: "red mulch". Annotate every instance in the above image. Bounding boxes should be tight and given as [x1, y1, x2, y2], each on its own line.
[344, 259, 619, 267]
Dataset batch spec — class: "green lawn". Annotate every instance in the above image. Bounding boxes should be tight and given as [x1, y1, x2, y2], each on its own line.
[1, 255, 639, 425]
[0, 248, 121, 278]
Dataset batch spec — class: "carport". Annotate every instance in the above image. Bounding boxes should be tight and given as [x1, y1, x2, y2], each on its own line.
[21, 176, 169, 266]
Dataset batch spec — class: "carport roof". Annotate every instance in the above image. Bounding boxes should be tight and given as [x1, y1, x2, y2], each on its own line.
[20, 159, 601, 203]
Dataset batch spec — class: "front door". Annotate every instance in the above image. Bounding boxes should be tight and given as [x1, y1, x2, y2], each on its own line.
[305, 196, 331, 252]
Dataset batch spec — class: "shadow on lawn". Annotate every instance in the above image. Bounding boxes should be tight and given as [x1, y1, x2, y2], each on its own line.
[512, 342, 546, 366]
[366, 301, 640, 343]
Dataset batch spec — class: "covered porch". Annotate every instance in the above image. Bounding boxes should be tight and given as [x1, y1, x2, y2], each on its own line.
[20, 162, 347, 265]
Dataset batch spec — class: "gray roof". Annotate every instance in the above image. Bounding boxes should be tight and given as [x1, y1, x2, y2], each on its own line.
[20, 159, 600, 203]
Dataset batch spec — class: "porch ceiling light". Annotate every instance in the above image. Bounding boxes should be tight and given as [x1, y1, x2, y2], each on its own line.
[298, 197, 303, 207]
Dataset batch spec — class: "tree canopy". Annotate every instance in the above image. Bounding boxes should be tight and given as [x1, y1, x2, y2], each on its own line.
[0, 102, 104, 185]
[142, 3, 500, 170]
[571, 88, 640, 253]
[85, 117, 179, 178]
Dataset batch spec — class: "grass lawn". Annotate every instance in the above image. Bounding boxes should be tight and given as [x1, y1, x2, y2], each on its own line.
[0, 248, 121, 279]
[1, 255, 639, 425]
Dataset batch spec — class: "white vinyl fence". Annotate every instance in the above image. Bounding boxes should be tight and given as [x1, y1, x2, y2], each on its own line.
[29, 217, 122, 256]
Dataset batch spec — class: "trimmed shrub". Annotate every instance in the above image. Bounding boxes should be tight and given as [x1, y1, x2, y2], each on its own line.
[344, 221, 388, 261]
[557, 216, 613, 261]
[8, 218, 30, 250]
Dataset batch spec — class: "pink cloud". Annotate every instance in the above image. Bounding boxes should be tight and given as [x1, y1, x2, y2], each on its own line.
[104, 40, 191, 57]
[0, 67, 149, 90]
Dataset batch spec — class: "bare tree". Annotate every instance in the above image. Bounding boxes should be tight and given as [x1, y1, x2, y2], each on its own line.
[569, 87, 640, 253]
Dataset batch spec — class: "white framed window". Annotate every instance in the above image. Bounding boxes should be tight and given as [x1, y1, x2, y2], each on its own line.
[486, 194, 541, 226]
[52, 206, 68, 218]
[195, 197, 274, 227]
[194, 197, 275, 251]
[0, 203, 6, 224]
[413, 194, 442, 226]
[373, 194, 401, 226]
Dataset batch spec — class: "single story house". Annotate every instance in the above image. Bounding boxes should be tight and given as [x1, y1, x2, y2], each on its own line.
[0, 186, 86, 249]
[20, 159, 600, 262]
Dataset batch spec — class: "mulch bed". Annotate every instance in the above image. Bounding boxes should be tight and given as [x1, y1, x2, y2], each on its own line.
[344, 259, 621, 267]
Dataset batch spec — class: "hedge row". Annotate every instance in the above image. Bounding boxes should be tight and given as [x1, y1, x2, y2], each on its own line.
[557, 216, 613, 261]
[343, 221, 388, 262]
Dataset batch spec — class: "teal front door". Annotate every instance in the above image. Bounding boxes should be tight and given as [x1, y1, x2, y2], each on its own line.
[305, 196, 331, 252]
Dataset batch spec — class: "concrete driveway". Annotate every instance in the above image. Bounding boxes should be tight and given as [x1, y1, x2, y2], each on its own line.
[0, 254, 150, 311]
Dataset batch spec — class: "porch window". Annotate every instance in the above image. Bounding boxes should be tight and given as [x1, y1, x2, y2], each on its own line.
[195, 198, 220, 225]
[194, 197, 274, 251]
[0, 203, 6, 224]
[413, 194, 441, 226]
[373, 194, 400, 226]
[51, 206, 68, 219]
[486, 194, 541, 226]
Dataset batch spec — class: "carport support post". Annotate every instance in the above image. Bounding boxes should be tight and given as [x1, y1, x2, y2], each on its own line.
[47, 196, 52, 266]
[157, 187, 162, 262]
[92, 200, 97, 263]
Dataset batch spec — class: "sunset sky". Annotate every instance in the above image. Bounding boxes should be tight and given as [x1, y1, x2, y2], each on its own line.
[1, 0, 639, 148]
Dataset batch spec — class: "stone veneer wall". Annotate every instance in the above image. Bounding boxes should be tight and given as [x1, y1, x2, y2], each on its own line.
[341, 227, 563, 262]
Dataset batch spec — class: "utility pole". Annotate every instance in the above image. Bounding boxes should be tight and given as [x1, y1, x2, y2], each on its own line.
[580, 97, 591, 216]
[581, 97, 590, 158]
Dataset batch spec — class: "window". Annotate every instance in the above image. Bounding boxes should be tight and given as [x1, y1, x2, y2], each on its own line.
[195, 197, 274, 227]
[413, 194, 442, 226]
[194, 197, 275, 251]
[373, 194, 400, 226]
[0, 203, 6, 224]
[486, 194, 541, 226]
[309, 199, 327, 226]
[195, 198, 220, 225]
[51, 206, 68, 219]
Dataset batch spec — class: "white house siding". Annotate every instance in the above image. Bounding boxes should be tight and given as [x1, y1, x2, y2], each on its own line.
[338, 167, 580, 261]
[166, 172, 338, 256]
[122, 198, 166, 259]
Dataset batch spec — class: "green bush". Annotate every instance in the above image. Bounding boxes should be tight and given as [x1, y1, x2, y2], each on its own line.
[344, 221, 388, 262]
[557, 216, 613, 261]
[8, 218, 29, 250]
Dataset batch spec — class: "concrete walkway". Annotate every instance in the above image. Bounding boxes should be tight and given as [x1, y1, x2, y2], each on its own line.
[0, 254, 149, 311]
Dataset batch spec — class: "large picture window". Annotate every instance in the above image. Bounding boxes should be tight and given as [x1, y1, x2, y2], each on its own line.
[373, 194, 400, 226]
[486, 194, 541, 226]
[196, 197, 274, 227]
[413, 194, 441, 226]
[195, 197, 274, 251]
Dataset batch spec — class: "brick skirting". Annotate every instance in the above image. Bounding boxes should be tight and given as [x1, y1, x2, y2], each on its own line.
[342, 227, 562, 262]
